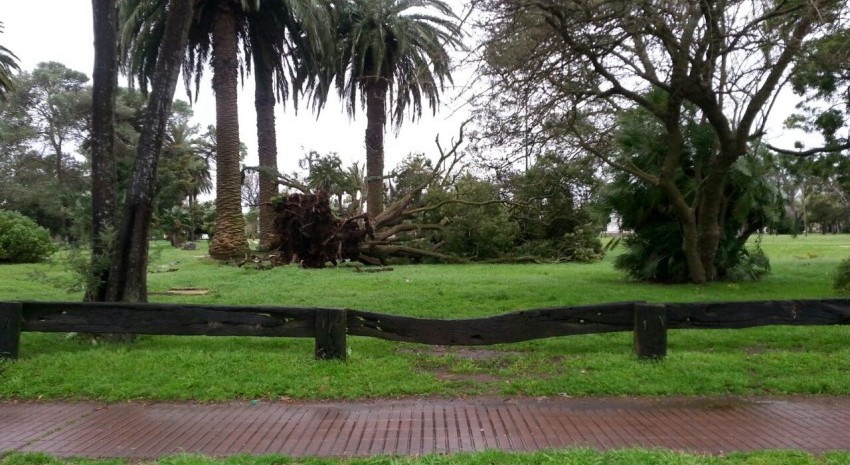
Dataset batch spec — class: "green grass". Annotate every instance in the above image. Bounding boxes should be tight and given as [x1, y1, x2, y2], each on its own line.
[4, 450, 850, 465]
[1, 235, 849, 401]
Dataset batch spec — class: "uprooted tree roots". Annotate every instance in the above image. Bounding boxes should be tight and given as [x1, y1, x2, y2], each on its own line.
[268, 191, 370, 267]
[266, 190, 454, 268]
[262, 125, 470, 269]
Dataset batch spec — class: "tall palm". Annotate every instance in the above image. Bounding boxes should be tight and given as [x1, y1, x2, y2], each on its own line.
[332, 0, 462, 217]
[121, 0, 330, 259]
[0, 21, 19, 100]
[246, 3, 330, 250]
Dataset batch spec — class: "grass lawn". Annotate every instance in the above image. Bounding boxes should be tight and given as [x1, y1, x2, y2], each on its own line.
[0, 234, 849, 401]
[3, 450, 850, 465]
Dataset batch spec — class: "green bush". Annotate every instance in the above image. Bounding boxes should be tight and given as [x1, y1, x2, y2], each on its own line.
[833, 258, 850, 295]
[0, 210, 57, 263]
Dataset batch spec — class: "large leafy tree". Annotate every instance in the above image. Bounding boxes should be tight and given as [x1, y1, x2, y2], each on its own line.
[0, 63, 90, 240]
[123, 0, 330, 259]
[767, 27, 850, 234]
[332, 0, 462, 217]
[0, 21, 19, 100]
[25, 63, 90, 183]
[606, 101, 781, 282]
[480, 0, 837, 283]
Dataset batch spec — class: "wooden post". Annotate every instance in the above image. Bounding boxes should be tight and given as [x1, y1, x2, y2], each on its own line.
[0, 302, 23, 360]
[634, 303, 667, 360]
[315, 308, 347, 360]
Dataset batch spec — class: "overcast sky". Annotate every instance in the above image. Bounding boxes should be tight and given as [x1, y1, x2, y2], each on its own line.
[1, 0, 474, 174]
[2, 1, 812, 179]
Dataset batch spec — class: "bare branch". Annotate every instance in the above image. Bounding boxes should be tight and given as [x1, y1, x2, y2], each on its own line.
[243, 165, 310, 194]
[766, 141, 850, 157]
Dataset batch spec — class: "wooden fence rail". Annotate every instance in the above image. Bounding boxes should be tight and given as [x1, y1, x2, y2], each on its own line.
[2, 299, 850, 361]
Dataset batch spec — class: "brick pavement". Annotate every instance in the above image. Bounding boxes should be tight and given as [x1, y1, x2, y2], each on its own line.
[2, 396, 850, 458]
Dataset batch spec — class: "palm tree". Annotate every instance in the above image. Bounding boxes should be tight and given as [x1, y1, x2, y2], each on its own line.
[121, 0, 331, 259]
[332, 0, 462, 217]
[246, 3, 330, 250]
[163, 121, 214, 240]
[107, 0, 196, 302]
[0, 21, 19, 100]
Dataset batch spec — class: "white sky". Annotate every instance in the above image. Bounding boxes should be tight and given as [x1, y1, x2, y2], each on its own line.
[1, 0, 473, 175]
[1, 1, 813, 179]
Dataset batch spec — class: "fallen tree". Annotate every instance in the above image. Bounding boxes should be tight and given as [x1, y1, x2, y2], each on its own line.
[262, 125, 475, 268]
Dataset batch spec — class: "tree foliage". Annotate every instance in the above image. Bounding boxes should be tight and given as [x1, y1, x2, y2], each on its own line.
[606, 104, 781, 282]
[0, 63, 90, 240]
[330, 0, 463, 217]
[0, 21, 19, 100]
[121, 0, 333, 259]
[478, 0, 837, 283]
[0, 210, 57, 263]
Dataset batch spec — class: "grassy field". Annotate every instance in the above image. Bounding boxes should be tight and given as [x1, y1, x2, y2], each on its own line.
[0, 234, 849, 401]
[4, 450, 850, 465]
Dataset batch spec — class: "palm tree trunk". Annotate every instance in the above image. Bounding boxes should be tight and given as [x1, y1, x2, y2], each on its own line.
[364, 79, 388, 217]
[87, 0, 119, 302]
[208, 0, 249, 261]
[188, 195, 196, 242]
[105, 0, 195, 303]
[252, 37, 279, 251]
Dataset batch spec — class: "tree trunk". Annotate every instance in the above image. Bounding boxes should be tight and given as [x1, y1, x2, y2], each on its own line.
[696, 168, 729, 282]
[364, 79, 388, 217]
[252, 34, 279, 251]
[87, 0, 119, 302]
[105, 0, 195, 303]
[188, 195, 196, 241]
[208, 0, 249, 261]
[657, 108, 708, 284]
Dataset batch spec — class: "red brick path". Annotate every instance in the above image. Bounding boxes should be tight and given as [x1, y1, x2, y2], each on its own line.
[2, 396, 849, 458]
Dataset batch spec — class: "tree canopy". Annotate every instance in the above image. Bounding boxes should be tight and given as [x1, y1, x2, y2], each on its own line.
[478, 0, 840, 283]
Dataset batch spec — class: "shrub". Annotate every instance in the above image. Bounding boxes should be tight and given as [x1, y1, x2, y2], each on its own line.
[0, 210, 57, 263]
[833, 258, 850, 295]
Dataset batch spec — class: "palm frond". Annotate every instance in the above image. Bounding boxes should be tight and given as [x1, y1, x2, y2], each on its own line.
[0, 21, 21, 100]
[331, 0, 463, 126]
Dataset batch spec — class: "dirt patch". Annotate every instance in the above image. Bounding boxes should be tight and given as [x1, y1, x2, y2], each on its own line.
[435, 371, 502, 383]
[150, 288, 211, 296]
[399, 345, 522, 360]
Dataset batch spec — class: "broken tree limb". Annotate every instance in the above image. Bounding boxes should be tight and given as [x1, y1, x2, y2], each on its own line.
[243, 165, 310, 194]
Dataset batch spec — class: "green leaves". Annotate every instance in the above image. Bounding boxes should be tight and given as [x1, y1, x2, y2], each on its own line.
[332, 0, 463, 127]
[0, 210, 57, 263]
[0, 21, 20, 100]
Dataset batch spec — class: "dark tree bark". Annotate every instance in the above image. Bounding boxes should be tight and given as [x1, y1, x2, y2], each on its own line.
[252, 33, 279, 251]
[364, 79, 388, 218]
[208, 0, 249, 261]
[105, 0, 195, 302]
[87, 0, 119, 302]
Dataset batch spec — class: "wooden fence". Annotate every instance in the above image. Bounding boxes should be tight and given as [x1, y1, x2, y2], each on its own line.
[2, 299, 850, 361]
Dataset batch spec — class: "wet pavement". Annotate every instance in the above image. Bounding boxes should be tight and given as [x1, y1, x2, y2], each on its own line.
[2, 396, 849, 458]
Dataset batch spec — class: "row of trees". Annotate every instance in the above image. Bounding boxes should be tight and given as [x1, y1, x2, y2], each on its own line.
[73, 0, 463, 303]
[0, 62, 215, 244]
[117, 0, 462, 261]
[5, 0, 850, 291]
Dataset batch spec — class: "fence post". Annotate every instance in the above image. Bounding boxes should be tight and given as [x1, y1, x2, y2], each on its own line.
[634, 303, 667, 360]
[0, 302, 23, 360]
[315, 308, 347, 360]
